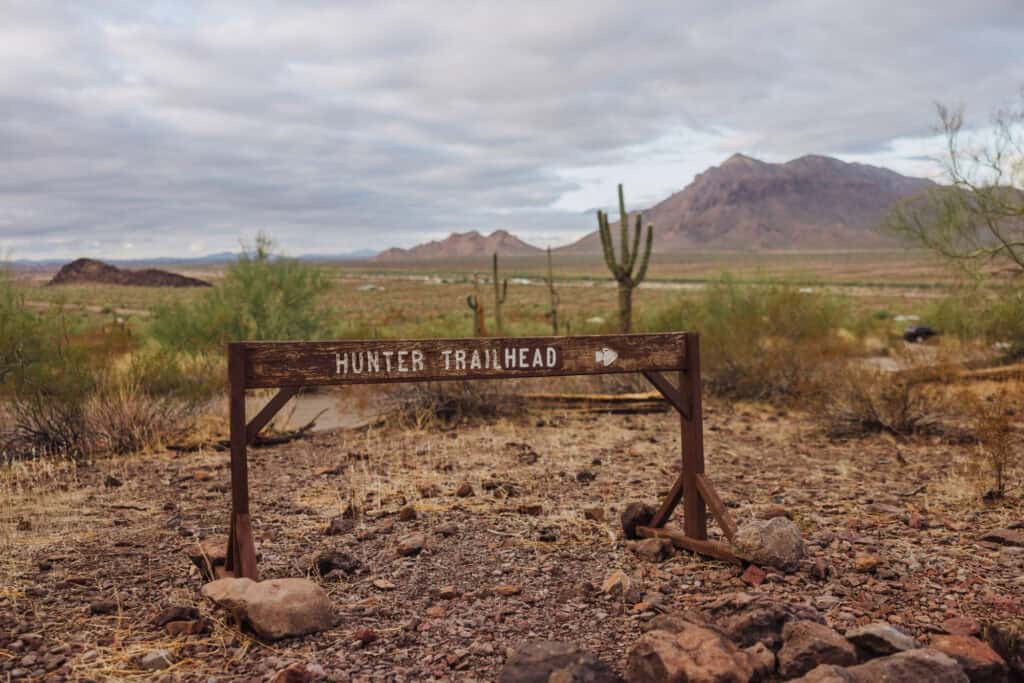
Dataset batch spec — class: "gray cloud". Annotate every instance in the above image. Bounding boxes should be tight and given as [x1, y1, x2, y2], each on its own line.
[0, 0, 1021, 258]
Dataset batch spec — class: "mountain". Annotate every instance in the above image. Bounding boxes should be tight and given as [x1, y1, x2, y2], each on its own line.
[373, 230, 541, 262]
[48, 258, 212, 287]
[567, 154, 936, 251]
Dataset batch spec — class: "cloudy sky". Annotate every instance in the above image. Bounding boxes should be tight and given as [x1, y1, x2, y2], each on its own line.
[2, 1, 1022, 259]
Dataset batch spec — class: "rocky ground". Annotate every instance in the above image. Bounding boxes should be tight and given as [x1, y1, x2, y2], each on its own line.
[0, 401, 1021, 681]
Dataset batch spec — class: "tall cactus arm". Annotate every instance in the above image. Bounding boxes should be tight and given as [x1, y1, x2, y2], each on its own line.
[499, 279, 508, 304]
[633, 224, 654, 285]
[598, 210, 621, 278]
[467, 294, 478, 310]
[627, 212, 643, 275]
[617, 184, 630, 267]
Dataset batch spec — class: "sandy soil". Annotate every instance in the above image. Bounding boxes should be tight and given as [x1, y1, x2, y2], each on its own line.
[1, 404, 1021, 681]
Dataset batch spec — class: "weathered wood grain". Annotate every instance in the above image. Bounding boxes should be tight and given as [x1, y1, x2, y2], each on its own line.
[636, 525, 739, 564]
[696, 473, 737, 543]
[237, 333, 688, 388]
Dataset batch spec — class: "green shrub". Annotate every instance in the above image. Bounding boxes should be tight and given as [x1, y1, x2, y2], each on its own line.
[152, 234, 331, 351]
[926, 285, 1024, 356]
[640, 275, 857, 401]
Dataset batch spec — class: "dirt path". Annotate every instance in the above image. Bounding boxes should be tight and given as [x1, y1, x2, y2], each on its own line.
[0, 406, 1021, 680]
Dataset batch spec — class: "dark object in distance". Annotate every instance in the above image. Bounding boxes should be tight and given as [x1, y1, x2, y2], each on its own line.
[903, 326, 937, 343]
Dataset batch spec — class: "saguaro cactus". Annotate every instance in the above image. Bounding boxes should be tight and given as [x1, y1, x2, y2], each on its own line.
[544, 246, 560, 335]
[466, 274, 488, 336]
[597, 184, 653, 333]
[492, 252, 508, 335]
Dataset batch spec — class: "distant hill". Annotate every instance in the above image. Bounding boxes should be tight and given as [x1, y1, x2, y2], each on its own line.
[373, 230, 541, 262]
[566, 154, 936, 251]
[48, 258, 212, 287]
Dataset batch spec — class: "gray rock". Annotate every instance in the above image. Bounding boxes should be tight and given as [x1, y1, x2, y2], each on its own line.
[201, 577, 336, 641]
[734, 517, 804, 572]
[139, 649, 174, 671]
[498, 641, 622, 683]
[845, 622, 918, 658]
[778, 620, 857, 679]
[790, 649, 969, 683]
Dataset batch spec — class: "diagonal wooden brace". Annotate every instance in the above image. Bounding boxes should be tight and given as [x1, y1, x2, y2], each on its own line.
[696, 473, 737, 543]
[246, 386, 300, 445]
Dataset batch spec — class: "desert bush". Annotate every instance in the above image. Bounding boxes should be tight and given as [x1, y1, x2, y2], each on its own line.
[390, 380, 524, 429]
[641, 275, 858, 401]
[820, 364, 948, 438]
[926, 284, 1024, 357]
[960, 386, 1021, 499]
[152, 233, 331, 351]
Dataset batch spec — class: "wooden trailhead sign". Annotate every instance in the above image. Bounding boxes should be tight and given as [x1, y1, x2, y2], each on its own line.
[225, 332, 738, 580]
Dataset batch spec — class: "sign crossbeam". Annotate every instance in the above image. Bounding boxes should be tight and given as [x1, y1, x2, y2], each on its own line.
[224, 332, 727, 580]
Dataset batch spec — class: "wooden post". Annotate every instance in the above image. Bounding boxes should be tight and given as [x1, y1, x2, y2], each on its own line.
[681, 333, 707, 540]
[226, 344, 259, 580]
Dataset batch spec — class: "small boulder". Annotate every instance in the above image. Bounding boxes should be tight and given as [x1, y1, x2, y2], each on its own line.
[396, 532, 426, 557]
[498, 641, 622, 683]
[201, 577, 336, 641]
[456, 482, 474, 497]
[734, 517, 803, 572]
[398, 505, 417, 522]
[621, 503, 656, 540]
[853, 553, 881, 574]
[705, 593, 823, 649]
[778, 620, 857, 679]
[846, 622, 918, 658]
[795, 649, 970, 682]
[629, 538, 671, 563]
[584, 507, 606, 522]
[626, 623, 755, 683]
[139, 649, 174, 671]
[311, 549, 364, 577]
[930, 635, 1008, 683]
[324, 516, 354, 536]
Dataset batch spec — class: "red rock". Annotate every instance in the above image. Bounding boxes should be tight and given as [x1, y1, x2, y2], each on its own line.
[930, 635, 1008, 683]
[853, 553, 881, 573]
[272, 663, 315, 683]
[354, 628, 377, 645]
[942, 616, 981, 637]
[455, 482, 474, 497]
[741, 564, 767, 587]
[627, 622, 755, 683]
[778, 620, 857, 679]
[397, 505, 417, 521]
